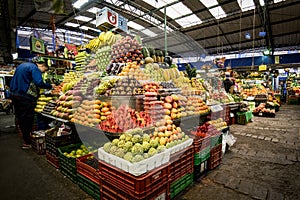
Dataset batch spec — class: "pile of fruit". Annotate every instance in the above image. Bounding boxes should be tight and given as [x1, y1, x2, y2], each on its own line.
[162, 94, 185, 120]
[108, 77, 141, 96]
[98, 105, 151, 133]
[102, 123, 189, 163]
[96, 45, 111, 72]
[71, 100, 111, 126]
[95, 77, 118, 95]
[186, 96, 210, 115]
[61, 71, 83, 93]
[118, 62, 150, 80]
[35, 95, 53, 113]
[62, 144, 91, 158]
[143, 61, 164, 82]
[111, 36, 143, 64]
[50, 90, 83, 120]
[207, 118, 227, 131]
[84, 31, 121, 52]
[75, 51, 91, 72]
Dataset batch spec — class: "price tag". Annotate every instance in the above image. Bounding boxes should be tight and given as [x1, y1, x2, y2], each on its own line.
[247, 96, 255, 101]
[210, 105, 223, 112]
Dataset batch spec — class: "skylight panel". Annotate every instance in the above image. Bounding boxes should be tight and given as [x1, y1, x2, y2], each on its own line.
[74, 15, 92, 22]
[200, 0, 219, 8]
[89, 20, 96, 25]
[79, 26, 89, 30]
[237, 0, 255, 12]
[209, 6, 227, 19]
[175, 14, 202, 28]
[128, 21, 144, 30]
[65, 22, 80, 27]
[161, 2, 192, 19]
[141, 29, 157, 37]
[86, 7, 100, 14]
[88, 27, 101, 32]
[274, 0, 285, 3]
[259, 0, 265, 6]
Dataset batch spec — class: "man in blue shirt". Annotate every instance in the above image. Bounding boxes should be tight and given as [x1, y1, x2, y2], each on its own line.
[10, 56, 55, 149]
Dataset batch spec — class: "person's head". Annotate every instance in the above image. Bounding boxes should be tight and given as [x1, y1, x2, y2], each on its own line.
[225, 72, 230, 79]
[32, 56, 48, 73]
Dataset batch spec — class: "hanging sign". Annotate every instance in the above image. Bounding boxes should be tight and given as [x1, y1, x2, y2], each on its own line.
[30, 36, 45, 54]
[96, 7, 127, 32]
[259, 64, 267, 71]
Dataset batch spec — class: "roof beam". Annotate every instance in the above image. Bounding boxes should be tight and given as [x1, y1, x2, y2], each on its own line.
[17, 8, 36, 26]
[263, 0, 274, 54]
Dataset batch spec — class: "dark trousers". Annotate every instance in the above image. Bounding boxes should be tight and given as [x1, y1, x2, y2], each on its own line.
[11, 95, 36, 145]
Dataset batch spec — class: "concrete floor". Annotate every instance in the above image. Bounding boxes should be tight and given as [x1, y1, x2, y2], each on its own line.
[0, 105, 299, 200]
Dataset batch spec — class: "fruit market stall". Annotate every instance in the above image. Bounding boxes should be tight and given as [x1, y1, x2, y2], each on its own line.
[29, 32, 242, 200]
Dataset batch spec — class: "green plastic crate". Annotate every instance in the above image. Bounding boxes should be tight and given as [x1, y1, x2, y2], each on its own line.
[170, 173, 193, 199]
[77, 174, 100, 200]
[194, 146, 210, 166]
[58, 143, 83, 183]
[210, 133, 223, 147]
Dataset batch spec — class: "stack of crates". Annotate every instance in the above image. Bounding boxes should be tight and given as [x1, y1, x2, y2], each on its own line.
[76, 154, 100, 200]
[169, 146, 194, 199]
[57, 143, 83, 183]
[98, 160, 169, 200]
[193, 136, 210, 181]
[45, 131, 80, 168]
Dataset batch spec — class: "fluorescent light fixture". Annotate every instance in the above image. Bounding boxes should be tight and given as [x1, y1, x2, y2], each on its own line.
[73, 0, 89, 9]
[200, 0, 218, 8]
[161, 2, 193, 19]
[259, 0, 265, 6]
[175, 14, 202, 28]
[88, 27, 101, 32]
[237, 0, 255, 12]
[74, 15, 92, 22]
[87, 7, 100, 14]
[84, 34, 95, 39]
[141, 29, 157, 37]
[79, 26, 89, 30]
[263, 49, 270, 55]
[65, 22, 80, 27]
[17, 30, 33, 35]
[209, 6, 226, 19]
[89, 20, 96, 25]
[128, 21, 144, 30]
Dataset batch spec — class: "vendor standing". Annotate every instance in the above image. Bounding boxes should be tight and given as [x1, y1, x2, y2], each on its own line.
[10, 56, 55, 149]
[223, 72, 234, 93]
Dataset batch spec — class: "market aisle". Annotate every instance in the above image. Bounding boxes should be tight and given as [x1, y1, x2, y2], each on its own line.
[0, 114, 92, 200]
[178, 104, 300, 200]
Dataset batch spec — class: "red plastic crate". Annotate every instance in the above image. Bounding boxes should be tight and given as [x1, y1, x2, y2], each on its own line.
[76, 154, 100, 185]
[100, 177, 169, 200]
[208, 144, 222, 170]
[193, 136, 210, 153]
[169, 145, 194, 184]
[99, 160, 169, 194]
[46, 150, 59, 168]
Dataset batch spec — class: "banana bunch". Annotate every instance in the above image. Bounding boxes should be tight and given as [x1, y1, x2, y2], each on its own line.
[85, 38, 102, 52]
[99, 31, 122, 46]
[162, 68, 180, 81]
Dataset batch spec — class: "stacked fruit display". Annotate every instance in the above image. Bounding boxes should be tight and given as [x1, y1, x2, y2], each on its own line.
[134, 82, 161, 95]
[71, 100, 108, 126]
[207, 118, 227, 131]
[95, 77, 118, 96]
[84, 31, 121, 52]
[75, 51, 91, 72]
[190, 78, 206, 94]
[61, 71, 83, 93]
[50, 90, 83, 120]
[143, 92, 164, 123]
[186, 96, 210, 115]
[96, 45, 111, 72]
[102, 123, 190, 163]
[35, 95, 53, 113]
[143, 61, 164, 82]
[111, 36, 143, 64]
[98, 105, 151, 133]
[190, 122, 209, 137]
[41, 100, 56, 115]
[118, 62, 150, 80]
[161, 94, 185, 120]
[108, 77, 141, 96]
[73, 75, 100, 97]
